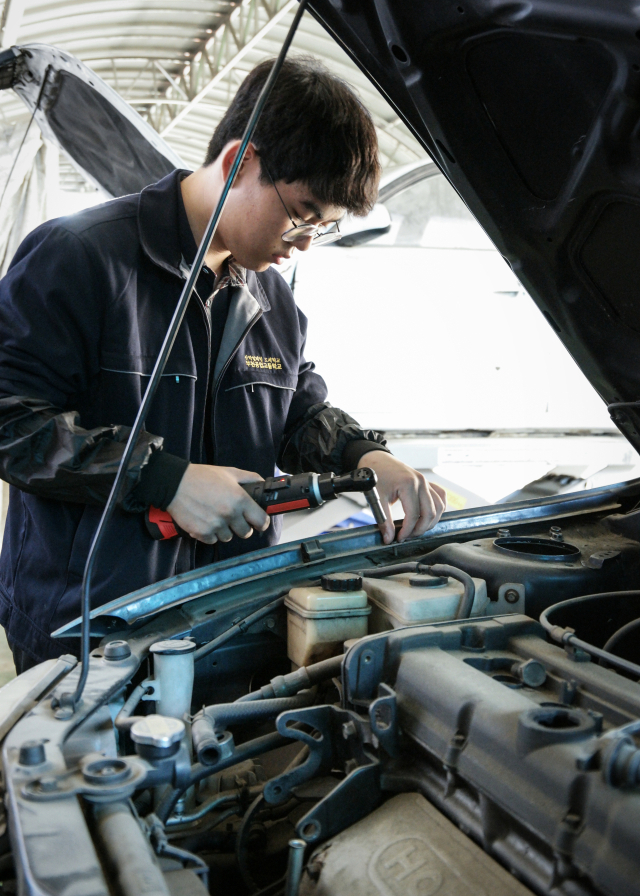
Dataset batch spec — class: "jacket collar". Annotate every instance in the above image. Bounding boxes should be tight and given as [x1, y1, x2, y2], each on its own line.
[138, 168, 190, 278]
[138, 168, 270, 312]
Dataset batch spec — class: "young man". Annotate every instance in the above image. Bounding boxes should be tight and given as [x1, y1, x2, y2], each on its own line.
[0, 57, 446, 671]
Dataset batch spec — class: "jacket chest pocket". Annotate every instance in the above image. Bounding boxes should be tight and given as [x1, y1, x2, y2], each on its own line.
[223, 355, 297, 396]
[225, 378, 296, 396]
[221, 369, 297, 424]
[97, 353, 199, 453]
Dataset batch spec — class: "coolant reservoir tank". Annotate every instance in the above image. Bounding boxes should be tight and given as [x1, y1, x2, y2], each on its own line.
[363, 572, 488, 633]
[285, 572, 371, 667]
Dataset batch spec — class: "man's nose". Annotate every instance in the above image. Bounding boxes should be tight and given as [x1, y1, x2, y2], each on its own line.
[296, 235, 314, 252]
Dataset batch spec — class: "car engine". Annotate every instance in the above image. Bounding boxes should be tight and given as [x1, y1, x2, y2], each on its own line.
[2, 489, 640, 896]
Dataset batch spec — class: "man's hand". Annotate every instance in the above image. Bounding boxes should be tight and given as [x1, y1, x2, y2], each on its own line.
[358, 451, 446, 544]
[167, 464, 270, 544]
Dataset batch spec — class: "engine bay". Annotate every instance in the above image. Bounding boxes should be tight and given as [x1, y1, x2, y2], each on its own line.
[3, 486, 640, 896]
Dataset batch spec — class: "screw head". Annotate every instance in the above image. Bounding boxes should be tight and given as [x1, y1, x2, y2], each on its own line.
[18, 740, 46, 767]
[36, 776, 59, 793]
[103, 640, 131, 661]
[504, 589, 520, 604]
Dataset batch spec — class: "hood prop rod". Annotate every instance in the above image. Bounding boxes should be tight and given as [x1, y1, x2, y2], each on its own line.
[59, 0, 310, 713]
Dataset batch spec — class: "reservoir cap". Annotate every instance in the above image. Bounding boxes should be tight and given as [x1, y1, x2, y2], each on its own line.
[131, 715, 185, 749]
[321, 572, 363, 592]
[150, 639, 196, 656]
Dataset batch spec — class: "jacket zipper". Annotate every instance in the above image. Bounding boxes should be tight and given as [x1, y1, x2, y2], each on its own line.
[194, 287, 212, 465]
[188, 287, 212, 569]
[211, 309, 263, 463]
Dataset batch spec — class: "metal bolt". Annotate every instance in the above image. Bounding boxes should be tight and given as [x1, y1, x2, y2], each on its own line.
[265, 617, 276, 629]
[103, 639, 131, 661]
[511, 659, 546, 687]
[504, 589, 520, 604]
[497, 528, 511, 538]
[18, 740, 46, 767]
[549, 526, 563, 541]
[285, 839, 306, 896]
[36, 776, 59, 793]
[342, 721, 357, 740]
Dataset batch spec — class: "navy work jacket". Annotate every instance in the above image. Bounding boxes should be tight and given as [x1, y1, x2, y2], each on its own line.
[0, 170, 337, 661]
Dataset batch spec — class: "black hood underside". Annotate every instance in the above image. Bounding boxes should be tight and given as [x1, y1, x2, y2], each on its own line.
[309, 0, 640, 451]
[0, 44, 183, 198]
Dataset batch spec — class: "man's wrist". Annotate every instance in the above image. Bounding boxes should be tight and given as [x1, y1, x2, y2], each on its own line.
[132, 451, 190, 510]
[341, 438, 390, 471]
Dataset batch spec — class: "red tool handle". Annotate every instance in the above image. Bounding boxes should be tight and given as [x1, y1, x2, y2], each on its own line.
[145, 506, 185, 541]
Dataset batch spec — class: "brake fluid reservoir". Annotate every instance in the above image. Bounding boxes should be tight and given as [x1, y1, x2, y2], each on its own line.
[149, 639, 196, 719]
[285, 572, 371, 667]
[363, 572, 488, 633]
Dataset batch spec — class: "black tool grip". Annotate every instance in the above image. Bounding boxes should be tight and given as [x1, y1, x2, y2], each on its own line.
[242, 473, 317, 514]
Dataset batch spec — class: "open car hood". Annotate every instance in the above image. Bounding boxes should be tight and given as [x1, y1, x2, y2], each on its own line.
[307, 0, 640, 453]
[0, 43, 184, 197]
[2, 9, 640, 447]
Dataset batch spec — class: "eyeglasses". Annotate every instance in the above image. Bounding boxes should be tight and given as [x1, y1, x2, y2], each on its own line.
[259, 156, 342, 246]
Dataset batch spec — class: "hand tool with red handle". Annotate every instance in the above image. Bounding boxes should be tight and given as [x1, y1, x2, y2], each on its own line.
[145, 467, 387, 540]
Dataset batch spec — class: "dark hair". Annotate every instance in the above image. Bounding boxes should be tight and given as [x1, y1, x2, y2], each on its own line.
[204, 56, 381, 216]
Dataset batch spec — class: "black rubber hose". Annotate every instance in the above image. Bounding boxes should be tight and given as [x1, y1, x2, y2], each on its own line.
[539, 591, 640, 640]
[357, 562, 424, 578]
[194, 596, 285, 662]
[156, 730, 289, 824]
[603, 616, 640, 655]
[192, 691, 314, 766]
[237, 654, 344, 702]
[540, 590, 640, 680]
[306, 654, 343, 684]
[235, 793, 266, 893]
[114, 683, 152, 733]
[428, 564, 476, 619]
[358, 561, 476, 619]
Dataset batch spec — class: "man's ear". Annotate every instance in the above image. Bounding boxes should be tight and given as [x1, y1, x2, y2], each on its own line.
[221, 140, 257, 183]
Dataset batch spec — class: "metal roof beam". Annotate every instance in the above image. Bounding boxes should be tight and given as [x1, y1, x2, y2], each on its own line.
[158, 0, 296, 137]
[0, 0, 27, 48]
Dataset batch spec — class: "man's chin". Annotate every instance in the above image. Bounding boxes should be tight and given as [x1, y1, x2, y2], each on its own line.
[238, 258, 271, 273]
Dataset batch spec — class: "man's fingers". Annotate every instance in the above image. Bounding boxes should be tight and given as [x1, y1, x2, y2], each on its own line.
[396, 478, 447, 541]
[397, 484, 421, 542]
[413, 482, 446, 537]
[190, 529, 218, 545]
[378, 497, 395, 544]
[215, 521, 234, 543]
[230, 514, 253, 540]
[232, 468, 265, 484]
[242, 498, 270, 532]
